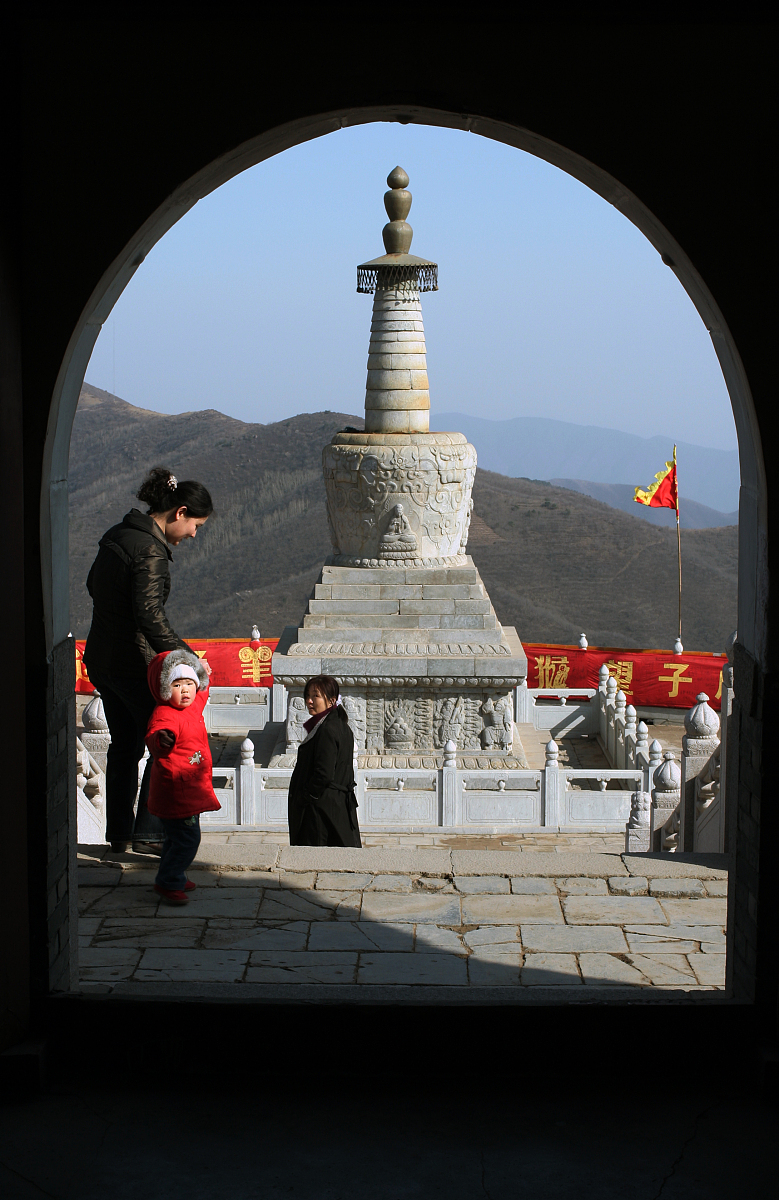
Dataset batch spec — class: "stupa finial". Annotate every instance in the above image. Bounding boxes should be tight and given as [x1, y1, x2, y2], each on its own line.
[357, 167, 438, 294]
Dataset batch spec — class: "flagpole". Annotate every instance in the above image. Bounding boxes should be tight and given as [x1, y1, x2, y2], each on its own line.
[675, 444, 682, 642]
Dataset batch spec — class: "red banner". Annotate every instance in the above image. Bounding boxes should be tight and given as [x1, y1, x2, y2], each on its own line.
[75, 639, 280, 694]
[524, 643, 726, 711]
[76, 638, 726, 710]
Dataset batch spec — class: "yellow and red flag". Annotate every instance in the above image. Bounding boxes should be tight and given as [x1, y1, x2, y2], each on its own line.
[634, 445, 678, 511]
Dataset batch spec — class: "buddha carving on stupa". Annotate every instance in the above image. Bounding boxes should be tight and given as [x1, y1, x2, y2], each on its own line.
[378, 503, 418, 561]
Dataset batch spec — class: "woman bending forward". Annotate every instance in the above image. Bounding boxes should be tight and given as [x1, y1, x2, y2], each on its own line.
[288, 676, 361, 848]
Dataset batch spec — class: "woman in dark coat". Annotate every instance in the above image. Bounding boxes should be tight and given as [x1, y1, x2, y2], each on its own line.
[83, 466, 213, 854]
[288, 676, 361, 847]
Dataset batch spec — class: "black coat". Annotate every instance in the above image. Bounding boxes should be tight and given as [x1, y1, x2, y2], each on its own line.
[83, 509, 191, 680]
[288, 710, 361, 847]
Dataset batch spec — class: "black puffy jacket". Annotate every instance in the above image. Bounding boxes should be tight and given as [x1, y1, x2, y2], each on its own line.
[83, 509, 192, 680]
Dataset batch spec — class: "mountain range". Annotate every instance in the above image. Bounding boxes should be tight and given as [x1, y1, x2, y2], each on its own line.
[68, 385, 737, 652]
[435, 412, 740, 515]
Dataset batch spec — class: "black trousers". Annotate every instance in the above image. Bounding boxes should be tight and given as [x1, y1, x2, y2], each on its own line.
[87, 671, 164, 844]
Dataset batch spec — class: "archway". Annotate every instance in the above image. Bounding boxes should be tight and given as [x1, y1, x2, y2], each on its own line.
[43, 105, 766, 1001]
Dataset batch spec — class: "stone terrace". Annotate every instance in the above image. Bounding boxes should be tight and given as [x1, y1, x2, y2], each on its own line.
[78, 835, 728, 1000]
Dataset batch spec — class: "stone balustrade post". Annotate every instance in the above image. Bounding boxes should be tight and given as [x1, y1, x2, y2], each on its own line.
[614, 690, 627, 768]
[605, 676, 617, 763]
[679, 692, 720, 852]
[635, 721, 650, 788]
[624, 703, 637, 770]
[515, 680, 531, 725]
[238, 737, 255, 826]
[598, 664, 609, 743]
[543, 739, 561, 827]
[442, 739, 459, 826]
[625, 789, 651, 853]
[650, 748, 682, 852]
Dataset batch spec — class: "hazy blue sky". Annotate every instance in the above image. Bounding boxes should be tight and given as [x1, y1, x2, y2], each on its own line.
[86, 122, 737, 453]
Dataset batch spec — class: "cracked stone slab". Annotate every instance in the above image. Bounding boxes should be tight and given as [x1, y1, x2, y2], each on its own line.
[520, 925, 628, 953]
[555, 878, 609, 895]
[509, 878, 558, 894]
[452, 851, 626, 877]
[315, 872, 374, 891]
[624, 933, 697, 954]
[649, 878, 706, 898]
[247, 951, 358, 984]
[469, 955, 523, 985]
[659, 899, 727, 925]
[462, 895, 564, 925]
[312, 891, 363, 920]
[135, 948, 249, 982]
[608, 877, 648, 896]
[78, 866, 124, 887]
[453, 876, 511, 894]
[308, 921, 412, 952]
[578, 954, 648, 986]
[626, 953, 697, 985]
[256, 891, 336, 922]
[622, 854, 728, 879]
[624, 924, 726, 947]
[279, 846, 451, 875]
[414, 926, 465, 953]
[464, 927, 521, 949]
[216, 871, 283, 887]
[359, 893, 461, 924]
[90, 919, 205, 948]
[704, 880, 728, 896]
[202, 921, 309, 951]
[366, 874, 414, 892]
[521, 953, 581, 985]
[157, 890, 261, 920]
[688, 952, 727, 985]
[563, 896, 666, 925]
[358, 952, 468, 985]
[193, 843, 281, 871]
[78, 890, 159, 918]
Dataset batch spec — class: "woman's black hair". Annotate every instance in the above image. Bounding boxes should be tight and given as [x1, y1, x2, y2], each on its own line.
[137, 466, 213, 519]
[304, 675, 348, 722]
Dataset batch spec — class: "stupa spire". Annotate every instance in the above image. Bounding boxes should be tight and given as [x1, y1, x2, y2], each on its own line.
[357, 168, 438, 435]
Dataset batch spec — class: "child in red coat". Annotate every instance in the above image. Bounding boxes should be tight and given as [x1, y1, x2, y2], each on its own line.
[145, 649, 220, 905]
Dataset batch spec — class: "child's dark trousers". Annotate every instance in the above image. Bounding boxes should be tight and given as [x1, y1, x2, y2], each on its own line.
[155, 815, 202, 891]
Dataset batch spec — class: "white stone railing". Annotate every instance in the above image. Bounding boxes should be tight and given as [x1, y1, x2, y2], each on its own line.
[201, 735, 650, 833]
[515, 684, 598, 737]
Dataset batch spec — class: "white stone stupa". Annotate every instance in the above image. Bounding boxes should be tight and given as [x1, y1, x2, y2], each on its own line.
[271, 167, 527, 768]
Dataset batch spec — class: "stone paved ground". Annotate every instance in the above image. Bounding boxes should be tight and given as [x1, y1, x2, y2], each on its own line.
[78, 834, 728, 996]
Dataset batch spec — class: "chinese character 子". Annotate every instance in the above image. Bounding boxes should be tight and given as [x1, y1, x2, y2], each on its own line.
[659, 662, 693, 698]
[605, 659, 634, 696]
[537, 655, 570, 688]
[238, 644, 272, 682]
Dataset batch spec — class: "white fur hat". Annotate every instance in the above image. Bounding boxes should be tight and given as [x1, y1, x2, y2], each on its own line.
[157, 648, 209, 700]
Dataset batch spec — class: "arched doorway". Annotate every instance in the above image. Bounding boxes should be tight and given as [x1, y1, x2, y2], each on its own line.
[38, 106, 768, 1011]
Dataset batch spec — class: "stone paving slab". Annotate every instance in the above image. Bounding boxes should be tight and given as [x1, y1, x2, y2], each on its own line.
[451, 851, 628, 877]
[279, 846, 451, 874]
[563, 896, 666, 925]
[461, 895, 563, 924]
[358, 952, 468, 986]
[359, 893, 461, 924]
[77, 842, 729, 995]
[521, 953, 580, 986]
[520, 925, 628, 953]
[622, 854, 729, 879]
[194, 843, 281, 871]
[660, 899, 728, 924]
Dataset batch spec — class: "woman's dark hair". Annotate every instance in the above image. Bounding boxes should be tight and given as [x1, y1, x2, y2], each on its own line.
[304, 675, 348, 722]
[137, 466, 213, 518]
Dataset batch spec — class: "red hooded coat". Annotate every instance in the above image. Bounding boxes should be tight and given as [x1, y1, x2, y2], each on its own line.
[145, 650, 221, 819]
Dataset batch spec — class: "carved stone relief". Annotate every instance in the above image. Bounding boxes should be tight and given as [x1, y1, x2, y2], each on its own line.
[285, 694, 307, 754]
[342, 695, 367, 751]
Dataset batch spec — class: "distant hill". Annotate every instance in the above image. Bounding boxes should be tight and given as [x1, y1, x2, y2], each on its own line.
[68, 385, 737, 651]
[434, 412, 740, 513]
[551, 479, 738, 529]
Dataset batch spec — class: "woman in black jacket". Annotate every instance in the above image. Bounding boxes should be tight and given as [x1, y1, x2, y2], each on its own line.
[288, 676, 361, 847]
[83, 467, 213, 854]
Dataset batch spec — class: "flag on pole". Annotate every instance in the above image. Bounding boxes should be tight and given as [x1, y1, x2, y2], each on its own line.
[634, 447, 678, 510]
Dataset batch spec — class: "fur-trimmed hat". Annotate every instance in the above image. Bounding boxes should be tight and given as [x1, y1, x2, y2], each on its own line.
[147, 648, 209, 703]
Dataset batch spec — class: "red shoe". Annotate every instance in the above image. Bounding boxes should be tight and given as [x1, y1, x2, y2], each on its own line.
[184, 880, 196, 892]
[154, 883, 189, 906]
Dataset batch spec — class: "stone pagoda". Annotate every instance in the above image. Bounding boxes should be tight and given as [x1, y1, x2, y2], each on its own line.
[271, 167, 527, 769]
